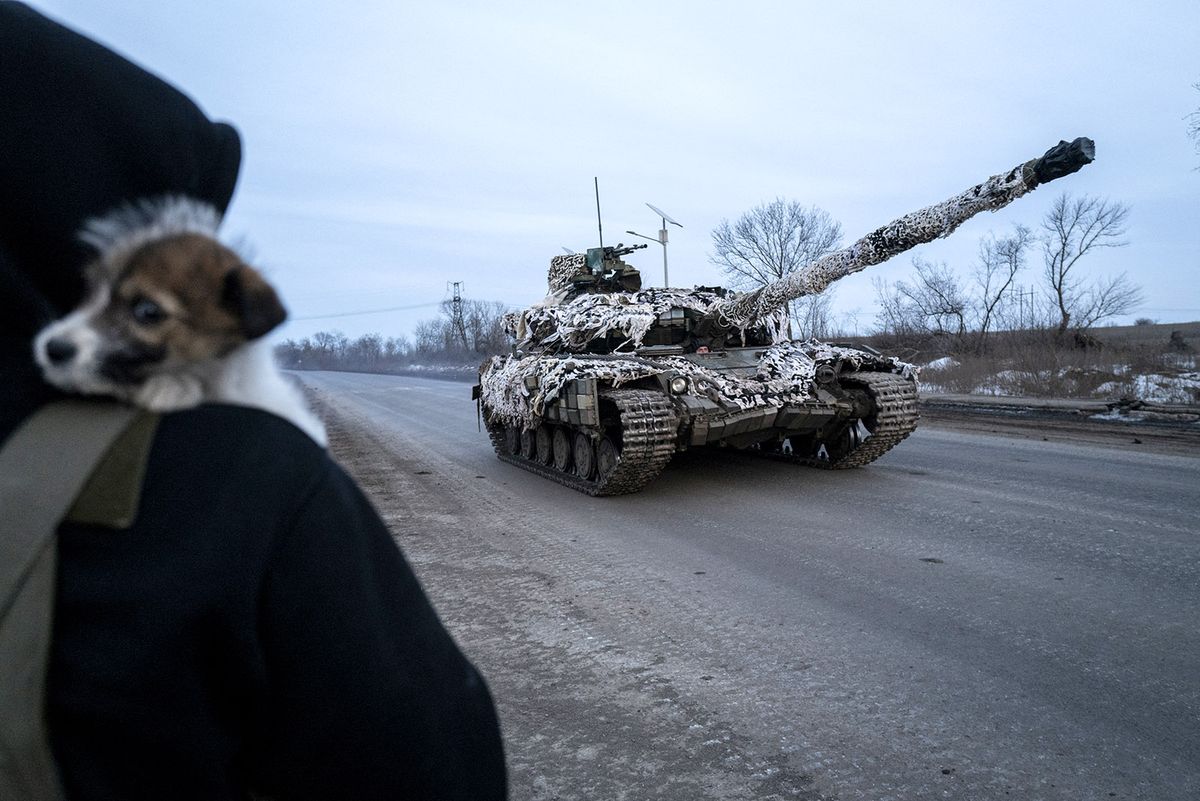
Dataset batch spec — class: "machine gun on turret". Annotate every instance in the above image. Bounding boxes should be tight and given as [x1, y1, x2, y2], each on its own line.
[572, 243, 649, 294]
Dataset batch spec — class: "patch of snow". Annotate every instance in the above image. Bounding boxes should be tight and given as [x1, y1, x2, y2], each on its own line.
[1165, 354, 1197, 370]
[1092, 373, 1200, 404]
[970, 381, 1008, 396]
[1090, 409, 1147, 422]
[403, 364, 476, 377]
[1130, 373, 1200, 404]
[923, 356, 958, 371]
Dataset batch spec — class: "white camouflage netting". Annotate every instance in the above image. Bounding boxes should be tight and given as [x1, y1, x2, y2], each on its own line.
[480, 353, 662, 429]
[547, 253, 587, 294]
[511, 287, 736, 352]
[480, 340, 914, 429]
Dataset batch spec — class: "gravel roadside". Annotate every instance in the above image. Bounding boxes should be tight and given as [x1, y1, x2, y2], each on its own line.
[920, 394, 1200, 457]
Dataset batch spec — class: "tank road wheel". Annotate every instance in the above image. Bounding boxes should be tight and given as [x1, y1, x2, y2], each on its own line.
[520, 428, 536, 460]
[485, 391, 677, 496]
[573, 433, 596, 479]
[819, 423, 861, 463]
[816, 372, 920, 469]
[596, 436, 620, 478]
[535, 425, 553, 465]
[751, 373, 919, 471]
[552, 427, 572, 472]
[779, 434, 816, 458]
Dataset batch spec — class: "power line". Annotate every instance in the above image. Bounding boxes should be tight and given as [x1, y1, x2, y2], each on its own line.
[290, 301, 443, 321]
[291, 295, 523, 323]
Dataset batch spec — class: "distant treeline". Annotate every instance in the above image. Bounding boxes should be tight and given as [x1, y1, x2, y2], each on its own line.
[276, 298, 511, 372]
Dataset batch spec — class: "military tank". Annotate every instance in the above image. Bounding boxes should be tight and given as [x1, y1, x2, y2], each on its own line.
[473, 138, 1095, 495]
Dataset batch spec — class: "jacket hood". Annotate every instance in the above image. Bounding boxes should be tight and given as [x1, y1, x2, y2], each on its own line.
[0, 2, 242, 439]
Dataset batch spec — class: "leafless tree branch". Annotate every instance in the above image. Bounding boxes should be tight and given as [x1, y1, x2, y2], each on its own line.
[710, 199, 841, 334]
[974, 224, 1031, 350]
[1040, 192, 1131, 336]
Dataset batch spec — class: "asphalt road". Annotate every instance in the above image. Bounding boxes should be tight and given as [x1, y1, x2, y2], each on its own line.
[298, 371, 1199, 801]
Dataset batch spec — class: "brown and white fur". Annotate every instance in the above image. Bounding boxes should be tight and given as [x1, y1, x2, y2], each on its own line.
[34, 197, 326, 445]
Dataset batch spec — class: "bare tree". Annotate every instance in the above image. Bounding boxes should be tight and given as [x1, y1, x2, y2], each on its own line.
[872, 259, 969, 345]
[710, 199, 842, 335]
[1040, 193, 1132, 336]
[872, 277, 921, 340]
[384, 335, 411, 359]
[412, 297, 513, 361]
[904, 258, 969, 337]
[973, 225, 1031, 351]
[792, 289, 838, 340]
[462, 299, 512, 354]
[413, 319, 447, 356]
[276, 332, 416, 372]
[1071, 273, 1144, 331]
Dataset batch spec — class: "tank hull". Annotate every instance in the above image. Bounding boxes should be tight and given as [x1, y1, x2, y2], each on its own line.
[476, 340, 919, 495]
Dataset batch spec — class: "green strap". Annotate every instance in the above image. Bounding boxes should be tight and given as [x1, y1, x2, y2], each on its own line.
[65, 411, 159, 528]
[0, 399, 143, 801]
[0, 400, 142, 609]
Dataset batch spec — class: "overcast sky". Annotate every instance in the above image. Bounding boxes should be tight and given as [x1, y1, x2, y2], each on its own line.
[37, 1, 1200, 342]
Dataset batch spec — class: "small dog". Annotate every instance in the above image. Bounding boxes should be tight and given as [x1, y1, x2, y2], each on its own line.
[34, 197, 326, 445]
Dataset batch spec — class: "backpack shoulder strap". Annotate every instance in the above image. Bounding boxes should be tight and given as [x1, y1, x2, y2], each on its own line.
[0, 399, 145, 603]
[64, 409, 160, 528]
[0, 399, 146, 801]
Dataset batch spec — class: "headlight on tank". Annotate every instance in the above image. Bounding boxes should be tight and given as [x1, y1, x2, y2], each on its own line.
[669, 376, 689, 394]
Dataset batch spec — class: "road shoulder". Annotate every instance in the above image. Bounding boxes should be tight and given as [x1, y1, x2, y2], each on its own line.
[919, 397, 1199, 457]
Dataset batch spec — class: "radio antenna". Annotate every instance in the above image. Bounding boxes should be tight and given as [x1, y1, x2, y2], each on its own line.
[594, 177, 604, 250]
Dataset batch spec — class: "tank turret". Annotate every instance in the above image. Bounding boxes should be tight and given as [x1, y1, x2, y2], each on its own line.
[513, 137, 1094, 355]
[478, 138, 1096, 495]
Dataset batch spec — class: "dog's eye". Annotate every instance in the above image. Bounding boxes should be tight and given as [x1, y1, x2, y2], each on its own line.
[131, 297, 168, 325]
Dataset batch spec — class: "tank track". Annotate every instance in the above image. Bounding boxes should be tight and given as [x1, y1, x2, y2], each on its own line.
[773, 371, 919, 470]
[486, 388, 678, 496]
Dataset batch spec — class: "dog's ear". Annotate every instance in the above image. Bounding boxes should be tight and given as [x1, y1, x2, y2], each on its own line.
[221, 265, 287, 340]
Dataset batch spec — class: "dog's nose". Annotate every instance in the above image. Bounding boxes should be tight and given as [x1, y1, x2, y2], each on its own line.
[45, 338, 78, 365]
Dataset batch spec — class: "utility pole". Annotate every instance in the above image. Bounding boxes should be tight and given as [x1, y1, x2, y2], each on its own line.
[1009, 285, 1037, 331]
[449, 281, 469, 350]
[1020, 288, 1036, 330]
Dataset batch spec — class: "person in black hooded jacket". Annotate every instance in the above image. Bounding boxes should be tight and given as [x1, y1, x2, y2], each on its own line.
[0, 4, 507, 799]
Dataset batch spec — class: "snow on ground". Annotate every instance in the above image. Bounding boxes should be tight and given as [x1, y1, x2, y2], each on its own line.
[922, 356, 958, 371]
[916, 357, 955, 394]
[917, 355, 1200, 405]
[1094, 373, 1200, 405]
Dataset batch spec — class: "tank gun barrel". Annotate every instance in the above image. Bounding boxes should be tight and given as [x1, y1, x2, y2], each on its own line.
[713, 137, 1095, 328]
